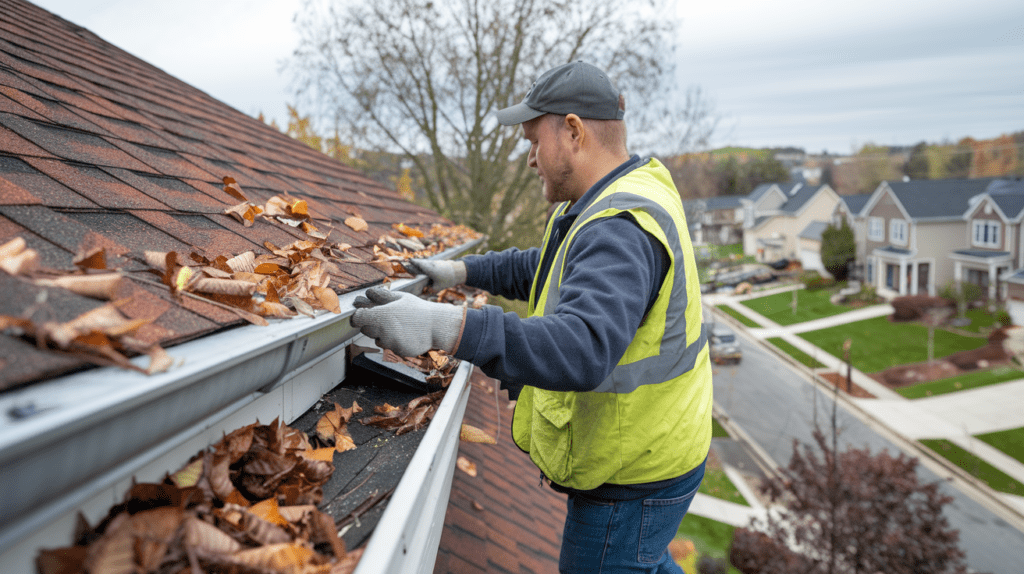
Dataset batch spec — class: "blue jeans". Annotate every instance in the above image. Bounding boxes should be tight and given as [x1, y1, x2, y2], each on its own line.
[559, 460, 705, 574]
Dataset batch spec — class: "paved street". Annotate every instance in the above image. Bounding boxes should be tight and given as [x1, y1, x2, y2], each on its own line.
[710, 318, 1024, 574]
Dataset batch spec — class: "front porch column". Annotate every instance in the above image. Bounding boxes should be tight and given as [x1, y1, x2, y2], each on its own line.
[899, 261, 908, 295]
[954, 261, 962, 285]
[910, 262, 919, 295]
[989, 261, 998, 300]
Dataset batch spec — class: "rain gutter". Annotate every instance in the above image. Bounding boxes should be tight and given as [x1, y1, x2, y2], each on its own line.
[0, 237, 483, 571]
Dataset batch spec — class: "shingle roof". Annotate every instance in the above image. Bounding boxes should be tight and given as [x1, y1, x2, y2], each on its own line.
[0, 0, 461, 390]
[798, 220, 829, 241]
[703, 195, 744, 211]
[747, 182, 778, 202]
[838, 193, 871, 216]
[779, 184, 825, 214]
[885, 178, 995, 219]
[983, 179, 1024, 220]
[435, 369, 564, 573]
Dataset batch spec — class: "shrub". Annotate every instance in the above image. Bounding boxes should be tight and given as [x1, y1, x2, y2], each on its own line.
[801, 271, 834, 291]
[697, 555, 729, 574]
[890, 294, 955, 322]
[995, 309, 1013, 327]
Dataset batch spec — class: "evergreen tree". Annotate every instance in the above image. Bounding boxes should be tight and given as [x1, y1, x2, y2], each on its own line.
[820, 218, 856, 281]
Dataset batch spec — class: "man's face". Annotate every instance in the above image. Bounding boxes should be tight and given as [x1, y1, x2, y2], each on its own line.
[522, 115, 578, 205]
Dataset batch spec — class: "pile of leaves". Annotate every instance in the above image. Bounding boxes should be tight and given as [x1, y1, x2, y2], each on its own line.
[37, 419, 358, 574]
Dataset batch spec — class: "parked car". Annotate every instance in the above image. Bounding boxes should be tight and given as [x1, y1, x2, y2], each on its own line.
[707, 323, 742, 364]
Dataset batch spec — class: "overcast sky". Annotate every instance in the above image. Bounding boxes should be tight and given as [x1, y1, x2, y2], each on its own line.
[31, 0, 1024, 155]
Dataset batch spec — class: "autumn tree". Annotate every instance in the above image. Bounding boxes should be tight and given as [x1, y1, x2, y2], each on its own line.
[289, 0, 716, 250]
[820, 219, 855, 281]
[729, 408, 967, 574]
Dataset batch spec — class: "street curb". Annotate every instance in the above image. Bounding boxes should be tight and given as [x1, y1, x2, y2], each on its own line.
[707, 306, 1024, 534]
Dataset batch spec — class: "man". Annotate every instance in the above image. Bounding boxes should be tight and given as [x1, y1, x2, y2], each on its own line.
[352, 61, 712, 573]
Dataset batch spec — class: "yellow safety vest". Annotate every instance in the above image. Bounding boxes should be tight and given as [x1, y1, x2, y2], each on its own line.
[511, 158, 713, 490]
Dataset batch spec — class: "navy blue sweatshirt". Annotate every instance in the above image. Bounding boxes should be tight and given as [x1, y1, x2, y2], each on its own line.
[453, 156, 668, 399]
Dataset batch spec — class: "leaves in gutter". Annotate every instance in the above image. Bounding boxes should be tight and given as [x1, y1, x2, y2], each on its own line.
[35, 344, 467, 573]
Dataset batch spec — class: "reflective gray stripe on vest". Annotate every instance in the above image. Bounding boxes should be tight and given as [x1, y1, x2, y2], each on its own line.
[544, 189, 707, 394]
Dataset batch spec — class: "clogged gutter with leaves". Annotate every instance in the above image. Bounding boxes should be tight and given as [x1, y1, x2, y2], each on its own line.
[2, 175, 484, 573]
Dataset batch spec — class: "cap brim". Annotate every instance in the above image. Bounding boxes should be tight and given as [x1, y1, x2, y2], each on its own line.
[495, 102, 546, 126]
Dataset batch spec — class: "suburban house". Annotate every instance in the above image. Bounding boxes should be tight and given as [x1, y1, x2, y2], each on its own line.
[684, 194, 744, 245]
[857, 177, 1022, 299]
[742, 182, 841, 269]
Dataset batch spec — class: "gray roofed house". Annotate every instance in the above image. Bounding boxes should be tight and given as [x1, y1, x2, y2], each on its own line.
[742, 182, 840, 269]
[799, 220, 829, 241]
[859, 177, 1024, 303]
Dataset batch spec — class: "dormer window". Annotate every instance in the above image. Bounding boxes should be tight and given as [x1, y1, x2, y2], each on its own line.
[890, 219, 907, 245]
[973, 220, 1001, 248]
[868, 217, 884, 241]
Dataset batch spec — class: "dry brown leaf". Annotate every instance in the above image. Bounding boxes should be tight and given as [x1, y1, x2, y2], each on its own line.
[36, 546, 88, 574]
[229, 544, 327, 574]
[170, 458, 203, 488]
[35, 273, 122, 300]
[72, 247, 106, 270]
[191, 277, 257, 297]
[456, 456, 477, 477]
[44, 304, 148, 348]
[301, 446, 336, 462]
[254, 262, 285, 275]
[144, 345, 175, 375]
[222, 176, 249, 202]
[344, 216, 368, 232]
[183, 515, 243, 555]
[82, 513, 133, 574]
[312, 286, 340, 314]
[471, 500, 485, 512]
[460, 424, 497, 444]
[226, 251, 256, 273]
[0, 237, 38, 276]
[224, 201, 262, 227]
[393, 223, 424, 238]
[290, 199, 309, 217]
[257, 301, 297, 318]
[131, 507, 184, 571]
[316, 402, 361, 453]
[249, 498, 290, 527]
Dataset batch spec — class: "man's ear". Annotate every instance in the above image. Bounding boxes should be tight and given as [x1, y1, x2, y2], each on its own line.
[564, 114, 586, 149]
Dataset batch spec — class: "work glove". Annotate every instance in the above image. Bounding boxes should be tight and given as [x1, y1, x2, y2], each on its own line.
[351, 287, 465, 357]
[404, 258, 466, 290]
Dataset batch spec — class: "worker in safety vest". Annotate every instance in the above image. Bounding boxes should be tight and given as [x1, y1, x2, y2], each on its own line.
[352, 60, 712, 573]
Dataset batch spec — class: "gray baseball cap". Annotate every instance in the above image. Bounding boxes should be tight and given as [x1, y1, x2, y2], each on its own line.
[496, 61, 625, 126]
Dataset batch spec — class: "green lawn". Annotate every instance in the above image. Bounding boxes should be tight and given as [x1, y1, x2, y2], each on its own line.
[699, 465, 749, 507]
[920, 439, 1024, 495]
[712, 417, 730, 438]
[741, 288, 856, 326]
[676, 514, 742, 574]
[767, 337, 826, 368]
[957, 308, 1000, 334]
[976, 426, 1024, 465]
[798, 316, 987, 373]
[896, 365, 1024, 399]
[715, 305, 763, 328]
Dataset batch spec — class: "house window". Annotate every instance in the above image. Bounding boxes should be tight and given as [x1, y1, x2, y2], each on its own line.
[868, 217, 884, 241]
[918, 262, 929, 293]
[972, 220, 1000, 248]
[889, 219, 908, 245]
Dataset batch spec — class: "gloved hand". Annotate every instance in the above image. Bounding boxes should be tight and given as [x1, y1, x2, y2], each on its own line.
[351, 287, 465, 357]
[404, 258, 467, 290]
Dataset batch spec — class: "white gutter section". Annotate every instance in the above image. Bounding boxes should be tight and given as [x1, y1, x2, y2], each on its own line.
[0, 239, 482, 572]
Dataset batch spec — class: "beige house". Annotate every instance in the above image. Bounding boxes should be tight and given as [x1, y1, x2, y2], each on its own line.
[742, 183, 840, 267]
[859, 178, 1008, 298]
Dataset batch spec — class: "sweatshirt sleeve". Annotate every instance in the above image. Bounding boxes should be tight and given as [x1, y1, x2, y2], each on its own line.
[454, 216, 665, 396]
[461, 247, 541, 302]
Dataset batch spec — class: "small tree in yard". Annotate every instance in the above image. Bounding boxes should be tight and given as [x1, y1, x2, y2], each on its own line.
[820, 218, 856, 281]
[730, 403, 967, 574]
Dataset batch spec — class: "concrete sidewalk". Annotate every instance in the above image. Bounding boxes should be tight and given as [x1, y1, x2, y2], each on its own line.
[708, 290, 1024, 512]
